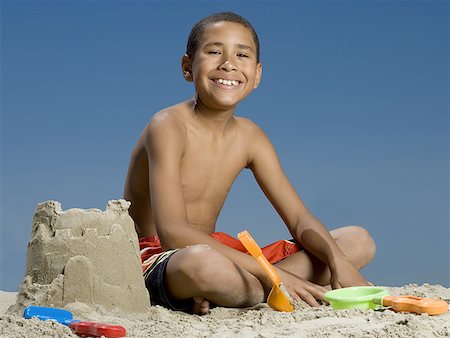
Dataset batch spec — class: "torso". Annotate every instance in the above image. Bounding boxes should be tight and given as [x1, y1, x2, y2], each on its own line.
[124, 100, 254, 237]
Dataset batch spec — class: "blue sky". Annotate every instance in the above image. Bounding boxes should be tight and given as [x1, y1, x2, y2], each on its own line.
[1, 1, 448, 291]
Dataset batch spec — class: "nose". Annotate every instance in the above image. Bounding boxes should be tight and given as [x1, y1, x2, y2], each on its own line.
[219, 60, 237, 72]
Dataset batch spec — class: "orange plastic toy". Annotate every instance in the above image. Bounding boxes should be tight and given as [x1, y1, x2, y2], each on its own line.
[238, 230, 295, 312]
[382, 295, 448, 315]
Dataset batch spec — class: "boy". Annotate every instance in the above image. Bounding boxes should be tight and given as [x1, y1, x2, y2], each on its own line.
[124, 12, 375, 315]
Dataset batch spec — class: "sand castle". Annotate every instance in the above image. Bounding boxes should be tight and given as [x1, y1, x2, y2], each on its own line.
[9, 200, 150, 314]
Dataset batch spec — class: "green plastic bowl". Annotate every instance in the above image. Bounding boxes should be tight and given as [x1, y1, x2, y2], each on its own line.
[324, 286, 390, 310]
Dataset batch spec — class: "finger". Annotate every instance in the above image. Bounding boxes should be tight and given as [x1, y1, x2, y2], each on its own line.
[330, 275, 340, 290]
[309, 288, 326, 302]
[303, 284, 326, 302]
[305, 280, 329, 293]
[314, 284, 329, 295]
[286, 287, 302, 302]
[299, 290, 320, 307]
[331, 281, 342, 289]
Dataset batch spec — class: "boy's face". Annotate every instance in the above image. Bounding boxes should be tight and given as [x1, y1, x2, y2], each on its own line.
[182, 21, 262, 111]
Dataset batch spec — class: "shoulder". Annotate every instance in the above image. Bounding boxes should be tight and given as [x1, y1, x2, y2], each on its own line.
[234, 116, 276, 168]
[143, 102, 191, 141]
[145, 104, 187, 135]
[142, 102, 191, 155]
[234, 116, 267, 140]
[234, 116, 273, 149]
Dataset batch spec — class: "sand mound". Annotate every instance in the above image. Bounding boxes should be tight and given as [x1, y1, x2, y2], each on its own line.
[9, 200, 150, 314]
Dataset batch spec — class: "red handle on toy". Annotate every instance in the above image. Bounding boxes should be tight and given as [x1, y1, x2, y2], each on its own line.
[69, 321, 126, 338]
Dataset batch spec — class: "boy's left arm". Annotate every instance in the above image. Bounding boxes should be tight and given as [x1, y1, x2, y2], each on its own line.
[247, 124, 369, 289]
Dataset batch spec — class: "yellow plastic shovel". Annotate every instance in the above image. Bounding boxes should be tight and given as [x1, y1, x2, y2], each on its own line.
[238, 230, 294, 312]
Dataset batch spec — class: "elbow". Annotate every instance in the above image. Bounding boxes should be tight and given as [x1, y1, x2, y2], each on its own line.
[290, 211, 314, 236]
[155, 224, 186, 250]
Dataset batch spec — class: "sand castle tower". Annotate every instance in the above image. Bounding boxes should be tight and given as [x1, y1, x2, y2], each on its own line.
[10, 200, 150, 313]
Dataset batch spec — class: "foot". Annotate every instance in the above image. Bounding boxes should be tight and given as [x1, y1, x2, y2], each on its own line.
[192, 296, 210, 315]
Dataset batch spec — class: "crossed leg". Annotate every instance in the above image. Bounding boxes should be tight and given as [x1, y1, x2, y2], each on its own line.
[164, 226, 375, 314]
[164, 244, 265, 314]
[275, 225, 376, 285]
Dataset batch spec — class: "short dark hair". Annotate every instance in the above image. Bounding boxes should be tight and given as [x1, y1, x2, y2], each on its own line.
[186, 12, 260, 63]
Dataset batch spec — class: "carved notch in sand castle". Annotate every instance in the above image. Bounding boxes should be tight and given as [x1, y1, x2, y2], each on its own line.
[11, 200, 150, 313]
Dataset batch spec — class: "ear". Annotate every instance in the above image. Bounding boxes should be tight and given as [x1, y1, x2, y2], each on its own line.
[181, 54, 193, 82]
[253, 63, 262, 89]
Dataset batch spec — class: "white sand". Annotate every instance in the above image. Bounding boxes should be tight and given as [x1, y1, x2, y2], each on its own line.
[1, 284, 449, 337]
[1, 201, 449, 337]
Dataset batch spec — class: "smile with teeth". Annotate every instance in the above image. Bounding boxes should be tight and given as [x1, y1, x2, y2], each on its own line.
[213, 78, 241, 86]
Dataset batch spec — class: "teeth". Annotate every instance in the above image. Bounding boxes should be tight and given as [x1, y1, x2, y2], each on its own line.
[216, 79, 239, 86]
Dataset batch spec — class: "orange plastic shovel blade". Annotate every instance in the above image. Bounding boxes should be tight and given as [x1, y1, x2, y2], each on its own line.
[383, 295, 448, 315]
[268, 285, 295, 312]
[238, 230, 294, 312]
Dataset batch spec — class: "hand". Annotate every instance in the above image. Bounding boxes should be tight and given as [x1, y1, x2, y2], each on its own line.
[275, 267, 328, 307]
[329, 256, 370, 289]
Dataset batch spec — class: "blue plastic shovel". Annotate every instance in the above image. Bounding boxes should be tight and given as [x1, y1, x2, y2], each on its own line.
[23, 305, 79, 326]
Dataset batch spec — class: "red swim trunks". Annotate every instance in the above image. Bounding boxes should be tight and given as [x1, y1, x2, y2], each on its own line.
[139, 231, 301, 274]
[140, 232, 302, 311]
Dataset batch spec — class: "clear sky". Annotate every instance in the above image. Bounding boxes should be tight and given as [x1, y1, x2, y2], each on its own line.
[1, 0, 449, 291]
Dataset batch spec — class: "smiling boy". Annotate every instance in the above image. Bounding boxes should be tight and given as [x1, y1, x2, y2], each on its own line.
[124, 12, 375, 315]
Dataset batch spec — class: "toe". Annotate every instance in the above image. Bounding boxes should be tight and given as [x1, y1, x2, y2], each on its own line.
[192, 297, 210, 315]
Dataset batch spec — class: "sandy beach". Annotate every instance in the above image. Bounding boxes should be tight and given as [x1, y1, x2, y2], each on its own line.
[1, 284, 449, 338]
[3, 3, 449, 336]
[1, 201, 448, 337]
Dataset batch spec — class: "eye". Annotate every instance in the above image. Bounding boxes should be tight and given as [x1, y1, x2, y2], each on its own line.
[237, 53, 249, 58]
[208, 50, 221, 55]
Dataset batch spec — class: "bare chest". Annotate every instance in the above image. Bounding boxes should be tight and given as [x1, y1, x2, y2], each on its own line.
[180, 136, 247, 204]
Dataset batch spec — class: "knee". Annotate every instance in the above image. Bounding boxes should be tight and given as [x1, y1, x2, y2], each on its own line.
[174, 245, 219, 283]
[343, 226, 376, 268]
[172, 244, 263, 306]
[173, 245, 232, 292]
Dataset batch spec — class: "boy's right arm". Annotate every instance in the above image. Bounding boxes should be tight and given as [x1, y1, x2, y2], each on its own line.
[144, 114, 278, 295]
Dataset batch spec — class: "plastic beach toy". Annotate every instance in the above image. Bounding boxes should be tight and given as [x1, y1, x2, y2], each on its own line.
[70, 321, 127, 338]
[23, 305, 127, 337]
[238, 230, 294, 312]
[23, 306, 78, 326]
[324, 286, 448, 315]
